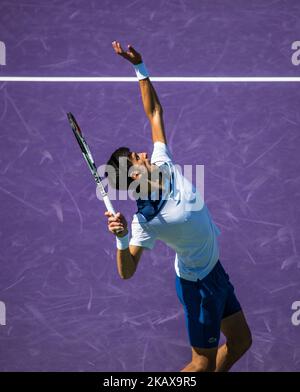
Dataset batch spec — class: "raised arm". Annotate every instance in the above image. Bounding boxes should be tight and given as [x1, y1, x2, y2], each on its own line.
[138, 79, 166, 144]
[112, 40, 167, 144]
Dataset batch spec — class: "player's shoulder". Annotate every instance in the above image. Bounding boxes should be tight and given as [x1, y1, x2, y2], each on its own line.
[151, 141, 173, 165]
[152, 141, 170, 154]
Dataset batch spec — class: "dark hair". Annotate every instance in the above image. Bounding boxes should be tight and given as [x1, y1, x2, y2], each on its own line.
[105, 147, 133, 190]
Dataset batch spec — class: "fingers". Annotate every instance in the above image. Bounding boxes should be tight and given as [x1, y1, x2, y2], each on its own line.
[112, 41, 137, 63]
[112, 40, 125, 55]
[105, 210, 126, 235]
[108, 216, 120, 224]
[112, 40, 120, 54]
[104, 211, 121, 221]
[104, 211, 120, 216]
[127, 44, 138, 54]
[108, 221, 124, 234]
[104, 211, 118, 217]
[109, 221, 124, 229]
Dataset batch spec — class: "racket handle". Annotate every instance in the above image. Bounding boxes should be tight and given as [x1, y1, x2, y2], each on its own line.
[103, 195, 116, 215]
[103, 194, 124, 235]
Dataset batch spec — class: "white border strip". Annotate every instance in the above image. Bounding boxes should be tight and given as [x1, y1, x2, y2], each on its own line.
[0, 76, 300, 82]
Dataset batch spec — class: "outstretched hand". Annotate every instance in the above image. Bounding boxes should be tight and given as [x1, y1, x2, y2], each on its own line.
[112, 41, 142, 65]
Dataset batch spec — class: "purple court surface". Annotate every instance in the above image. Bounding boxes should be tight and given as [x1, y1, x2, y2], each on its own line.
[0, 0, 300, 372]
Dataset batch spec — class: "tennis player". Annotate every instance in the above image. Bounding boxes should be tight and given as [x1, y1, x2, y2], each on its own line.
[105, 41, 252, 372]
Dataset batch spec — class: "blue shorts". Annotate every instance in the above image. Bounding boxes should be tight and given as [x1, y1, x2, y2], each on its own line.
[175, 260, 242, 349]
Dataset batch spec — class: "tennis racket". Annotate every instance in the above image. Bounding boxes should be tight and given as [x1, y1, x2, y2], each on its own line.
[67, 112, 117, 216]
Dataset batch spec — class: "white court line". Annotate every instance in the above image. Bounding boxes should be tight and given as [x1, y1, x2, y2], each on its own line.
[0, 76, 300, 82]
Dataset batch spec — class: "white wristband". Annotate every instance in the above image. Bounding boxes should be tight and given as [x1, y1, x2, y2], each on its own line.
[116, 233, 130, 250]
[134, 62, 149, 80]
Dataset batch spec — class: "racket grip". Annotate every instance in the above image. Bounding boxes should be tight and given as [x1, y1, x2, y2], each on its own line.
[103, 195, 116, 215]
[103, 195, 124, 235]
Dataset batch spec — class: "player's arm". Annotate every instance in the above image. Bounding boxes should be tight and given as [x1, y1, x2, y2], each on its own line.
[105, 211, 144, 279]
[138, 78, 166, 144]
[112, 40, 167, 144]
[117, 245, 143, 280]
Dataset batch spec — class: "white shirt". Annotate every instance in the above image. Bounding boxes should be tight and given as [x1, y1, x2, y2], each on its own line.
[129, 142, 221, 281]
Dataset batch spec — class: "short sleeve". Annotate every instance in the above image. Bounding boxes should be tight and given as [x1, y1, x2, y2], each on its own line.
[151, 142, 173, 166]
[129, 215, 156, 250]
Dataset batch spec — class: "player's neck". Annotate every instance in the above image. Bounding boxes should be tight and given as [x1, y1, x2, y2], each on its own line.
[138, 165, 167, 198]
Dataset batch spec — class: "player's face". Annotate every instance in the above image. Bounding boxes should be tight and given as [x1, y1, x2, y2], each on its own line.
[129, 151, 154, 179]
[129, 151, 151, 169]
